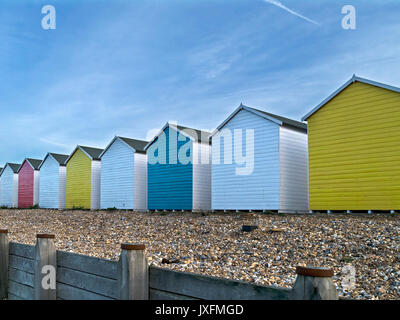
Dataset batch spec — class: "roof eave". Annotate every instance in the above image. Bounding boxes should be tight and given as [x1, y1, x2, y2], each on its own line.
[301, 75, 400, 121]
[210, 104, 283, 138]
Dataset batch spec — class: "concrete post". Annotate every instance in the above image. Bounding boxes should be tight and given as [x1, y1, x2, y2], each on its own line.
[118, 243, 149, 300]
[291, 266, 338, 300]
[34, 234, 57, 300]
[0, 229, 9, 299]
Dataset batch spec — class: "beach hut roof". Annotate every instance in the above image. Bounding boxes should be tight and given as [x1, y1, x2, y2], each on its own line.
[210, 104, 306, 138]
[38, 153, 69, 169]
[17, 158, 42, 173]
[302, 75, 400, 121]
[144, 122, 211, 151]
[65, 145, 104, 164]
[100, 136, 148, 158]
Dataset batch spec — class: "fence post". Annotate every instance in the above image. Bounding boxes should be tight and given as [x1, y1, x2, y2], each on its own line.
[118, 243, 149, 300]
[34, 234, 57, 300]
[291, 266, 338, 300]
[0, 229, 9, 299]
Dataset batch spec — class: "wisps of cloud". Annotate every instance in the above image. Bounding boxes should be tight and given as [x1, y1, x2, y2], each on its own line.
[263, 0, 320, 26]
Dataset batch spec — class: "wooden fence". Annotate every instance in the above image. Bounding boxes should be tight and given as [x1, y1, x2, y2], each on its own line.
[0, 230, 339, 300]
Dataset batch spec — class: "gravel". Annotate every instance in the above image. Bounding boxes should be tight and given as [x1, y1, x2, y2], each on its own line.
[1, 209, 399, 300]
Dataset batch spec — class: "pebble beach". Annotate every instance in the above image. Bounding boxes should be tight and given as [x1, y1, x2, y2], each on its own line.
[1, 209, 399, 300]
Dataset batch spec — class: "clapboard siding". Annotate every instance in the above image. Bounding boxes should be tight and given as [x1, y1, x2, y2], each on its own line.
[18, 161, 34, 208]
[66, 149, 91, 209]
[212, 109, 280, 210]
[59, 166, 66, 209]
[308, 81, 400, 210]
[192, 142, 211, 211]
[149, 266, 291, 300]
[101, 138, 135, 209]
[90, 160, 101, 210]
[279, 126, 309, 211]
[0, 166, 16, 207]
[148, 126, 193, 210]
[134, 152, 147, 210]
[39, 156, 59, 209]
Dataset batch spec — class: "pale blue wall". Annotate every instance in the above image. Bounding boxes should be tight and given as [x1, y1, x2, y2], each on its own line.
[0, 166, 14, 207]
[147, 126, 193, 210]
[101, 138, 135, 209]
[39, 156, 59, 209]
[212, 109, 280, 210]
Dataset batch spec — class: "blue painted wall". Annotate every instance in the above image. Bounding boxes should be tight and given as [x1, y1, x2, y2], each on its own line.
[0, 166, 15, 207]
[212, 109, 280, 210]
[147, 126, 193, 210]
[101, 138, 135, 209]
[39, 156, 59, 209]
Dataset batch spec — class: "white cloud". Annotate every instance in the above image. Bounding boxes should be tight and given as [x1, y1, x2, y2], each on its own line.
[263, 0, 320, 26]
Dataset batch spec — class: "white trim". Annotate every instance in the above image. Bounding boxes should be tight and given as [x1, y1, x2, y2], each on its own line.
[100, 136, 138, 158]
[144, 122, 199, 151]
[90, 160, 101, 210]
[65, 145, 98, 164]
[210, 104, 283, 138]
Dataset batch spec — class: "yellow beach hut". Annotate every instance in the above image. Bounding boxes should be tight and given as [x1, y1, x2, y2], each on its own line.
[302, 75, 400, 212]
[65, 145, 103, 210]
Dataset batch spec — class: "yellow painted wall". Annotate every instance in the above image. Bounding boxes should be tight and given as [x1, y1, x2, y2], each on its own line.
[66, 149, 91, 209]
[308, 82, 400, 210]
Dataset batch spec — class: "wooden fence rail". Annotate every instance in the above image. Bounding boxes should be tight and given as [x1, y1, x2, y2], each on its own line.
[0, 229, 338, 300]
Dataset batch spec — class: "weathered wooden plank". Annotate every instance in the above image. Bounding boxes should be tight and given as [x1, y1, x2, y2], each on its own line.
[34, 235, 57, 300]
[150, 288, 199, 300]
[9, 268, 34, 287]
[9, 255, 34, 274]
[118, 245, 148, 300]
[57, 267, 118, 299]
[149, 267, 291, 300]
[56, 282, 115, 300]
[9, 242, 34, 260]
[8, 293, 23, 300]
[0, 231, 9, 299]
[57, 250, 117, 279]
[8, 280, 34, 300]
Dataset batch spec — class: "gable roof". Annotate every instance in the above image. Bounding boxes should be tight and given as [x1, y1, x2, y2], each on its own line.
[0, 163, 21, 176]
[65, 145, 104, 164]
[210, 104, 307, 138]
[38, 153, 69, 169]
[144, 122, 211, 151]
[17, 158, 42, 172]
[100, 136, 148, 158]
[302, 75, 400, 121]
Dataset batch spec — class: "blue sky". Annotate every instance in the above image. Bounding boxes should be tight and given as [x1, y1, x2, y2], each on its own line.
[1, 0, 400, 166]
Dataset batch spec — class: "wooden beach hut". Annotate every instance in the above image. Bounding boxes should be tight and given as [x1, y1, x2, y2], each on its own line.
[211, 104, 308, 212]
[145, 122, 211, 211]
[38, 153, 68, 209]
[17, 158, 42, 208]
[100, 136, 148, 210]
[65, 145, 103, 210]
[0, 163, 21, 208]
[302, 75, 400, 212]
